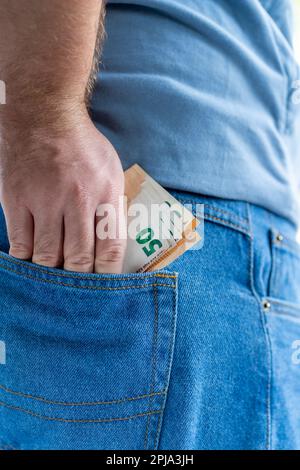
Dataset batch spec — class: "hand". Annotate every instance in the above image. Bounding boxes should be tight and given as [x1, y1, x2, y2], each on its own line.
[0, 110, 127, 274]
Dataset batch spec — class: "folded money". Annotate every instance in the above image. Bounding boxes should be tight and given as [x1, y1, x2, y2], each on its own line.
[123, 164, 201, 273]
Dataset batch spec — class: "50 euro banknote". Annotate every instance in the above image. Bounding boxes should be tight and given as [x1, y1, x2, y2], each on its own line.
[123, 164, 202, 273]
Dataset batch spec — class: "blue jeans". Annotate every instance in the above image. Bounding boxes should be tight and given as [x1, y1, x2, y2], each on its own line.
[0, 191, 300, 450]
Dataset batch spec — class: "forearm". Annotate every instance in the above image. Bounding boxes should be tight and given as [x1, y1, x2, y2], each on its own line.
[0, 0, 104, 130]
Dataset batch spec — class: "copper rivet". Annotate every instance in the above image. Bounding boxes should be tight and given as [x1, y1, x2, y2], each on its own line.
[263, 300, 271, 310]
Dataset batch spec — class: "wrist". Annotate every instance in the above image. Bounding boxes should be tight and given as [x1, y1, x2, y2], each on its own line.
[0, 94, 88, 136]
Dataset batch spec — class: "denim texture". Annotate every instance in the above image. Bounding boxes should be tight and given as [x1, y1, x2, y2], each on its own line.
[0, 191, 300, 449]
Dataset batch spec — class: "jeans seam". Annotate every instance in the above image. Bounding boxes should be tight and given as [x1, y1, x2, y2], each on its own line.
[0, 401, 162, 423]
[175, 198, 250, 234]
[269, 242, 278, 299]
[155, 281, 178, 449]
[247, 203, 272, 450]
[204, 214, 249, 235]
[0, 253, 176, 281]
[144, 285, 160, 449]
[0, 384, 166, 406]
[0, 263, 176, 290]
[175, 199, 248, 225]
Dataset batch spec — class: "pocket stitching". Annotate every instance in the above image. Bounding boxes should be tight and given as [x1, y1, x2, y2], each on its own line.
[0, 383, 166, 406]
[175, 199, 248, 225]
[144, 286, 159, 449]
[154, 280, 178, 449]
[269, 240, 279, 299]
[204, 214, 249, 235]
[0, 262, 176, 290]
[0, 400, 162, 424]
[0, 273, 178, 434]
[0, 253, 176, 282]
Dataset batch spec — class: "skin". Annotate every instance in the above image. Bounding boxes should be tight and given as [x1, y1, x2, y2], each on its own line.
[0, 0, 126, 274]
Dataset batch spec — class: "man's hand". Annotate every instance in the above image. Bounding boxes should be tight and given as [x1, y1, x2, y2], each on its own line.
[0, 1, 127, 273]
[0, 112, 126, 273]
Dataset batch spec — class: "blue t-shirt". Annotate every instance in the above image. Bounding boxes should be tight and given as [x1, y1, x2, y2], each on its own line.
[91, 0, 300, 225]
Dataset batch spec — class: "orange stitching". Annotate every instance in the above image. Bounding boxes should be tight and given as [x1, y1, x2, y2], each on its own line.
[0, 384, 166, 406]
[176, 198, 249, 225]
[0, 401, 162, 423]
[0, 263, 176, 290]
[144, 286, 159, 449]
[204, 214, 249, 234]
[154, 282, 178, 448]
[0, 253, 176, 281]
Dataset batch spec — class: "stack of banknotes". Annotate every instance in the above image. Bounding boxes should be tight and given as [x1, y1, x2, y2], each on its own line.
[123, 165, 201, 273]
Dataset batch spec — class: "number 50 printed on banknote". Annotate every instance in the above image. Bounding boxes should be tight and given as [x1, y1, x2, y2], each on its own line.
[123, 165, 203, 273]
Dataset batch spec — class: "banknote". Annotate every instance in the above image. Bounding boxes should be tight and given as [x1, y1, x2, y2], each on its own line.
[123, 164, 201, 273]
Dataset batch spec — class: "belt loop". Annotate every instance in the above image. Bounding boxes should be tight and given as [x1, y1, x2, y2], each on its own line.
[246, 202, 254, 240]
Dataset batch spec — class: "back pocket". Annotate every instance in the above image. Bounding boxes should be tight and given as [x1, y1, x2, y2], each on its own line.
[0, 252, 178, 450]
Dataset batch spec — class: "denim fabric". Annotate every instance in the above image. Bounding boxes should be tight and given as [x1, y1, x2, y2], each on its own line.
[92, 0, 300, 225]
[0, 192, 300, 450]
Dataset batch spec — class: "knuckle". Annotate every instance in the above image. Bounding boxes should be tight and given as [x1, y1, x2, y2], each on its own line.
[33, 235, 62, 266]
[64, 253, 94, 271]
[9, 228, 26, 245]
[9, 241, 31, 258]
[32, 252, 61, 267]
[96, 243, 125, 265]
